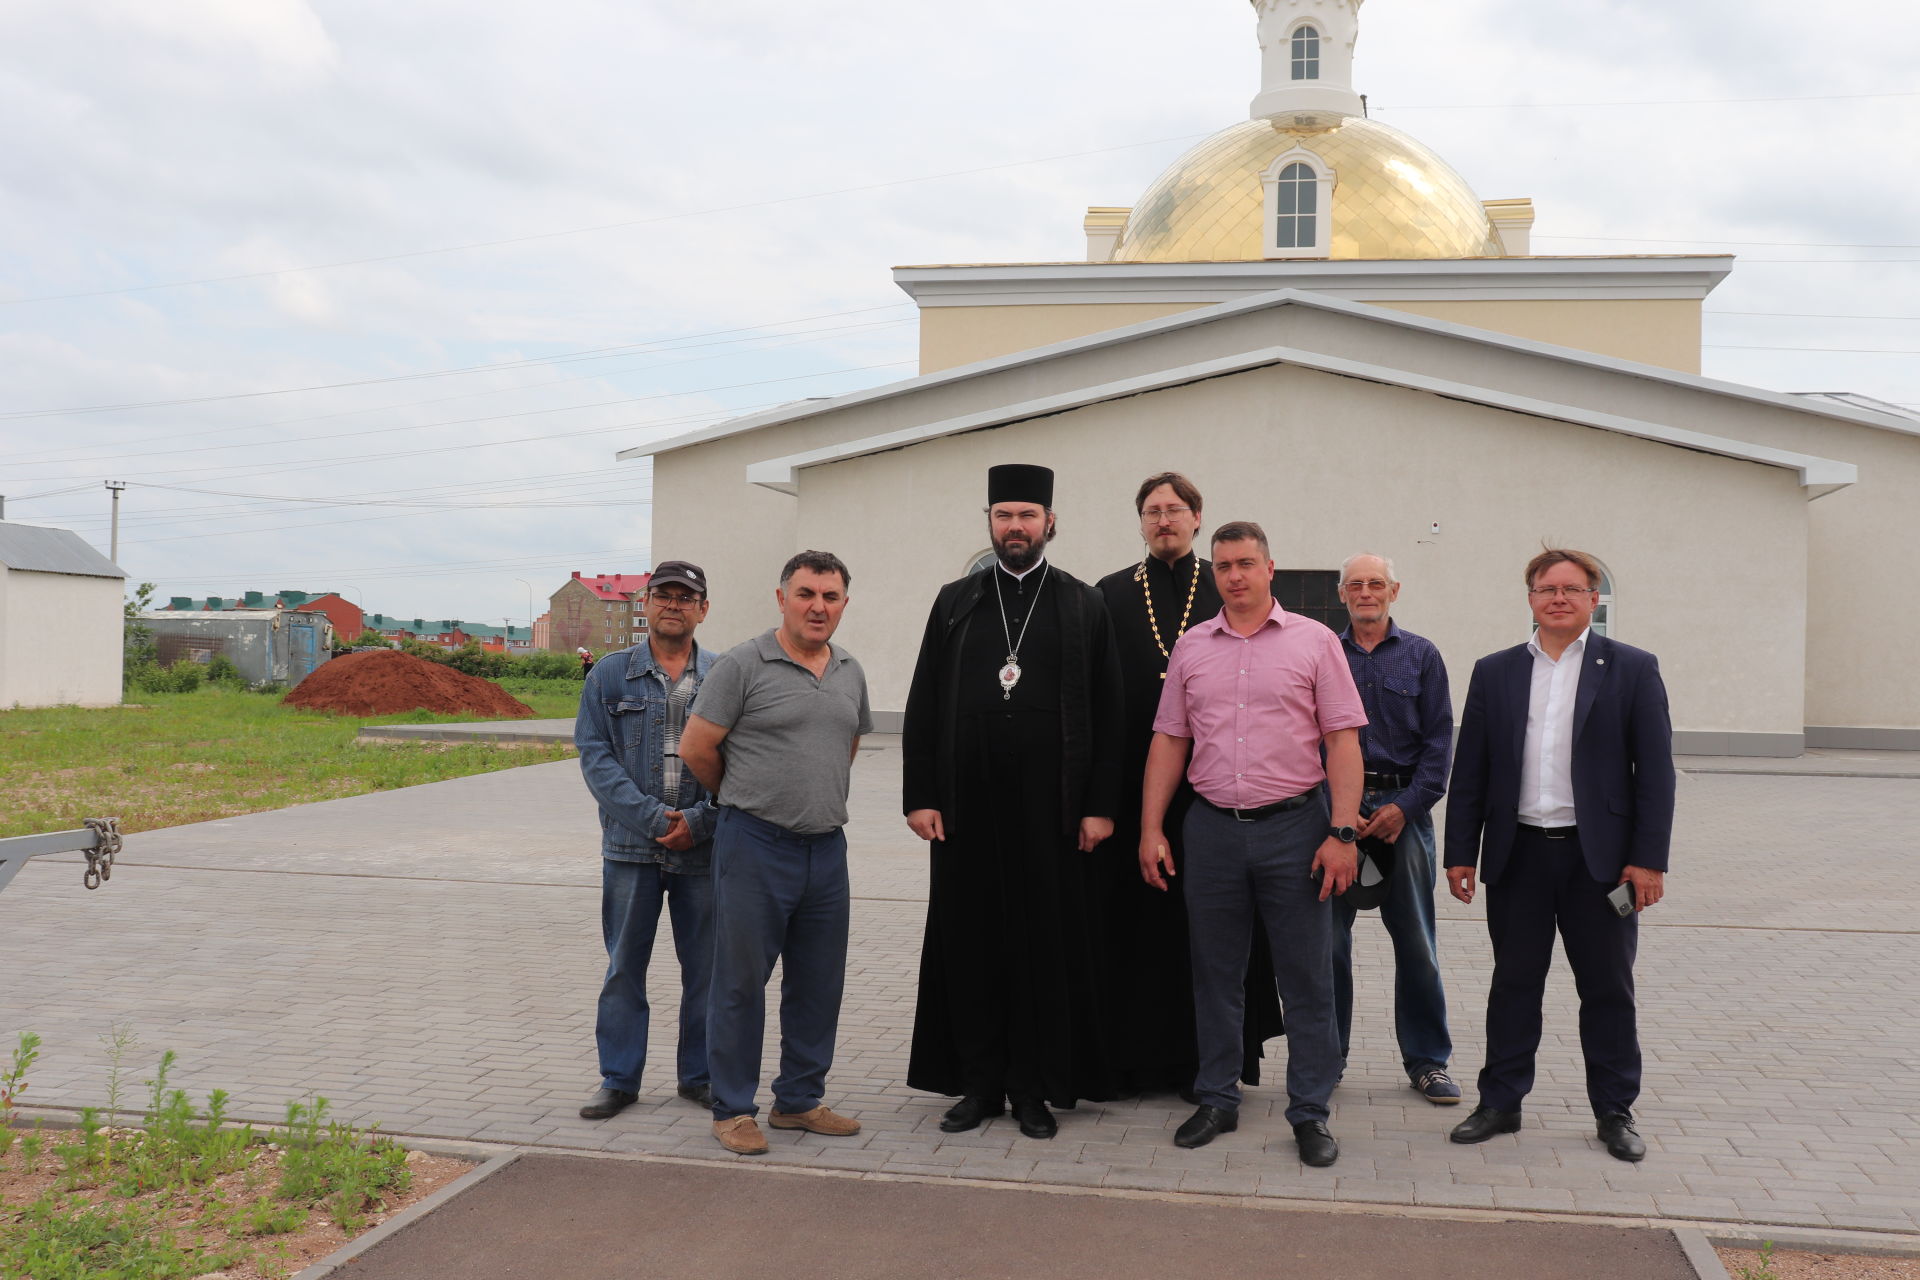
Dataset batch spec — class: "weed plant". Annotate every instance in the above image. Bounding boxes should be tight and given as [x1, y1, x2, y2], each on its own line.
[1733, 1241, 1781, 1280]
[0, 1033, 418, 1279]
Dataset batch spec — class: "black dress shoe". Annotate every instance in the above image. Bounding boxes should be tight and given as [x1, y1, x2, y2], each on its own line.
[1449, 1105, 1522, 1144]
[1009, 1096, 1057, 1140]
[1293, 1120, 1339, 1167]
[676, 1082, 715, 1109]
[1596, 1113, 1646, 1162]
[578, 1087, 638, 1120]
[939, 1095, 1005, 1133]
[1173, 1105, 1238, 1149]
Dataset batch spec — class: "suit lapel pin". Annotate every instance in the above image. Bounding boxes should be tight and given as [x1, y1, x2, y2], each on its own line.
[1596, 658, 1605, 665]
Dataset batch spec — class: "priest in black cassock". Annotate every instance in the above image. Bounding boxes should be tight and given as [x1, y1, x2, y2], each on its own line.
[903, 463, 1126, 1140]
[1094, 473, 1285, 1098]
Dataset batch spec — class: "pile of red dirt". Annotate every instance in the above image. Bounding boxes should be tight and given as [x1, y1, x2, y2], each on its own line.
[284, 650, 534, 719]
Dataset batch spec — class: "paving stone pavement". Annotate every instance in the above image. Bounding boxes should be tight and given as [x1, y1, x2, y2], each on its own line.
[3, 744, 1916, 1236]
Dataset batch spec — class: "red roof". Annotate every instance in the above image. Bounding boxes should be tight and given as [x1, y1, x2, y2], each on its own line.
[573, 571, 651, 601]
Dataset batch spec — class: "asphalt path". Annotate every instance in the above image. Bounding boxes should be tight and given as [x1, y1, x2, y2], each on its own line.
[343, 1153, 1702, 1280]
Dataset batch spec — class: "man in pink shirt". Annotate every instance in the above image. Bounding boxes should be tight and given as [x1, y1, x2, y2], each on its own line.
[1139, 521, 1367, 1166]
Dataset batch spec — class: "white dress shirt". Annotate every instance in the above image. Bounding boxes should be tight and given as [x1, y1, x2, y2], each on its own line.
[1518, 628, 1589, 827]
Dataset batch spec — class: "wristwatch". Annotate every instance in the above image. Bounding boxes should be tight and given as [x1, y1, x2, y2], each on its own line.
[1328, 824, 1357, 844]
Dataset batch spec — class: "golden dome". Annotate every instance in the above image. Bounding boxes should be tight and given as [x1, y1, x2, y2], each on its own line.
[1112, 113, 1502, 262]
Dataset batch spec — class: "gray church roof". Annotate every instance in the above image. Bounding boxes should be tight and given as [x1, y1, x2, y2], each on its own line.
[0, 521, 126, 579]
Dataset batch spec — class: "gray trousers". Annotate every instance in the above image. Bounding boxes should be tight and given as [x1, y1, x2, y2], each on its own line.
[1184, 791, 1341, 1125]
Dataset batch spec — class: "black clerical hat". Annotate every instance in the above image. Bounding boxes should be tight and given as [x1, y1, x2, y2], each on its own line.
[987, 463, 1054, 507]
[1343, 835, 1398, 911]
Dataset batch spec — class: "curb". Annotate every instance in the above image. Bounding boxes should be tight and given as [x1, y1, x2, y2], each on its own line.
[356, 725, 575, 746]
[1674, 1228, 1732, 1280]
[289, 1150, 522, 1280]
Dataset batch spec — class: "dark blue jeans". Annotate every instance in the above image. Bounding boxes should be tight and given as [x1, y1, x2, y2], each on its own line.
[596, 859, 714, 1094]
[707, 807, 850, 1120]
[1331, 791, 1452, 1077]
[1184, 792, 1342, 1125]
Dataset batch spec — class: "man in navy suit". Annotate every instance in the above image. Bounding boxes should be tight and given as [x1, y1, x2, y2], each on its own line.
[1443, 549, 1674, 1162]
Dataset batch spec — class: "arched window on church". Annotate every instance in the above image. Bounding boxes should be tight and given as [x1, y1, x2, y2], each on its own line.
[1291, 25, 1320, 80]
[969, 549, 997, 575]
[1274, 162, 1317, 250]
[1593, 564, 1615, 637]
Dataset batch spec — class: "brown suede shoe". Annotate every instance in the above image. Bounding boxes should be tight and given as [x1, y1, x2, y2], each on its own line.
[767, 1105, 861, 1136]
[712, 1114, 769, 1154]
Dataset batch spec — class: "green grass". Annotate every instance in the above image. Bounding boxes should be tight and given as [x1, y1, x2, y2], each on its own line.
[1, 1034, 420, 1280]
[0, 681, 584, 838]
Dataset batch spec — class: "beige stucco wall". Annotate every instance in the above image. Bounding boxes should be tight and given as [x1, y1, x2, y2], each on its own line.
[919, 303, 1206, 372]
[788, 364, 1808, 739]
[916, 297, 1702, 375]
[1371, 299, 1701, 373]
[1247, 303, 1915, 733]
[0, 570, 124, 708]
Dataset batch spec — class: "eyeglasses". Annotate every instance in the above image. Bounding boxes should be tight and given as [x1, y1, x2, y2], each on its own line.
[1528, 585, 1597, 599]
[1140, 505, 1193, 522]
[649, 593, 702, 609]
[1341, 579, 1391, 593]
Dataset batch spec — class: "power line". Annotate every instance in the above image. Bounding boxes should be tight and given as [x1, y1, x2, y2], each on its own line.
[0, 304, 912, 420]
[1378, 90, 1920, 110]
[3, 361, 914, 480]
[1544, 235, 1920, 250]
[9, 88, 1918, 312]
[1706, 343, 1920, 354]
[32, 466, 658, 527]
[2, 315, 911, 469]
[168, 543, 659, 583]
[2, 322, 915, 470]
[0, 133, 1217, 307]
[1707, 310, 1920, 321]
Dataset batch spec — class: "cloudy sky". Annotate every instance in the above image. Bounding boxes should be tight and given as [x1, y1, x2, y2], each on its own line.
[3, 0, 1915, 628]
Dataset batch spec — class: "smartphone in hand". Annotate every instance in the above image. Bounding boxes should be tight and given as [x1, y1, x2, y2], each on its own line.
[1606, 882, 1635, 917]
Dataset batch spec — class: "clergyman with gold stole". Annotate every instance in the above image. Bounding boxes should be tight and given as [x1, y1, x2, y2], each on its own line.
[1095, 472, 1285, 1100]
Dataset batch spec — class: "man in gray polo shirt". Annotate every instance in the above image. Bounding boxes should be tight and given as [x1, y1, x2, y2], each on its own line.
[680, 549, 873, 1155]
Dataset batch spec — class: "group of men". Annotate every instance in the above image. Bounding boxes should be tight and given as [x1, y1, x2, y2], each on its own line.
[574, 463, 1674, 1168]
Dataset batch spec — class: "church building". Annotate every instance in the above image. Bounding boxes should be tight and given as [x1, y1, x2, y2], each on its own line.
[621, 0, 1920, 756]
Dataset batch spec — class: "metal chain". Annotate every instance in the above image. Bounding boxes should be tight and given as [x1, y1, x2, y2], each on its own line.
[82, 817, 121, 890]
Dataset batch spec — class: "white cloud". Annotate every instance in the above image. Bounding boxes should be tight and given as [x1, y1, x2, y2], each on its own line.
[2, 0, 1915, 619]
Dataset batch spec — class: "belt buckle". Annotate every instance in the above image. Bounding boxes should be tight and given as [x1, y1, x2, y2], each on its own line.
[1543, 827, 1568, 840]
[1232, 808, 1254, 823]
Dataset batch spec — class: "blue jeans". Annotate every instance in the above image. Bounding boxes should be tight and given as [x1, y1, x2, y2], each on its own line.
[596, 859, 714, 1093]
[1331, 791, 1452, 1077]
[1184, 791, 1342, 1126]
[707, 808, 850, 1120]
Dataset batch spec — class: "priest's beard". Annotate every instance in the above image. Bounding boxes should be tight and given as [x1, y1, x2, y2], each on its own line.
[992, 518, 1055, 573]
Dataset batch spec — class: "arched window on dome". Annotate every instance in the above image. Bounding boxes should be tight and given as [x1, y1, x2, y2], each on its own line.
[1274, 163, 1317, 249]
[1261, 149, 1333, 259]
[1290, 25, 1320, 81]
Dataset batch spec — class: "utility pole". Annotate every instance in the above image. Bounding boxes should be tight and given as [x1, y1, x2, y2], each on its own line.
[513, 578, 535, 633]
[105, 481, 128, 563]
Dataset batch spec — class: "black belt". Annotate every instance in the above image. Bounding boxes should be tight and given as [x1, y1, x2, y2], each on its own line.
[1517, 822, 1578, 841]
[1199, 789, 1318, 823]
[1363, 771, 1410, 790]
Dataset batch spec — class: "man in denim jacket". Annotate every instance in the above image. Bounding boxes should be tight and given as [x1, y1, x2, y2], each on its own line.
[575, 561, 720, 1120]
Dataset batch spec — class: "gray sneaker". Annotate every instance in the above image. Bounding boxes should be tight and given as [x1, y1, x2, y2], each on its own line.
[1411, 1068, 1462, 1105]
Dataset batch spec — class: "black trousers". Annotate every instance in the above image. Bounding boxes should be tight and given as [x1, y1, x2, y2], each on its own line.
[1477, 826, 1641, 1116]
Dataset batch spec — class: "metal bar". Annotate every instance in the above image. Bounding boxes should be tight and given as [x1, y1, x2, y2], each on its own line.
[0, 827, 102, 896]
